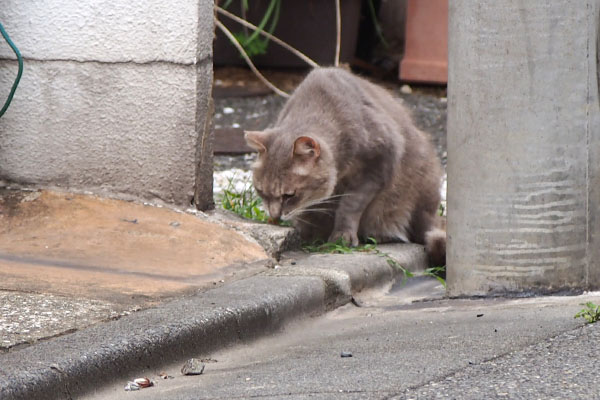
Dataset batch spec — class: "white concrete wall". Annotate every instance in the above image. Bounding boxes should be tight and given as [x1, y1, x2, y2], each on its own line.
[447, 0, 600, 295]
[0, 0, 213, 207]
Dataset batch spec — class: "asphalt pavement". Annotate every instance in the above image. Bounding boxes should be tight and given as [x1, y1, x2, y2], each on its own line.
[82, 278, 600, 400]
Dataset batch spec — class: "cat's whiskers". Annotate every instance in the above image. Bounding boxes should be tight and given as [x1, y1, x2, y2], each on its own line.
[303, 193, 350, 208]
[284, 193, 352, 220]
[288, 215, 318, 228]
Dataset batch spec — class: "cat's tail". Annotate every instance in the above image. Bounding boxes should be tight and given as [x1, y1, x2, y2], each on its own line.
[425, 227, 446, 267]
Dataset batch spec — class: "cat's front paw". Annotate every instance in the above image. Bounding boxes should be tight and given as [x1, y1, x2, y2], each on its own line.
[328, 230, 359, 247]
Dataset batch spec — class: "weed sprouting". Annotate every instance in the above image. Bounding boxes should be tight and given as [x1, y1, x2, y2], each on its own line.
[302, 237, 377, 254]
[574, 302, 600, 324]
[220, 175, 268, 223]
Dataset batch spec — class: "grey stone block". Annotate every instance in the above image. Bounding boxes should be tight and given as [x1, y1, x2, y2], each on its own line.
[0, 0, 214, 208]
[0, 0, 207, 63]
[447, 1, 600, 295]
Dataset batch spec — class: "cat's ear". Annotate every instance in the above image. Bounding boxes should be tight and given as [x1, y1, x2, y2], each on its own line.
[245, 130, 269, 154]
[293, 136, 320, 159]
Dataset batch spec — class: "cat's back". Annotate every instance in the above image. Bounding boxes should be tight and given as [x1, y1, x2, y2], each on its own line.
[276, 68, 409, 132]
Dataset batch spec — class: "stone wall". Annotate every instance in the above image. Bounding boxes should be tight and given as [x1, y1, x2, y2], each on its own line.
[0, 0, 214, 208]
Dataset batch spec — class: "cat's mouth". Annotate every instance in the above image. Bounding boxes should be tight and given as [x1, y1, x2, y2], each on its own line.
[267, 217, 280, 225]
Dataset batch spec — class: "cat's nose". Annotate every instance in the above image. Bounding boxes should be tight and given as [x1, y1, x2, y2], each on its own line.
[268, 202, 281, 220]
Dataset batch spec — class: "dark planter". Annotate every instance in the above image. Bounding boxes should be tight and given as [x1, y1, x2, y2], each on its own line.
[214, 0, 361, 68]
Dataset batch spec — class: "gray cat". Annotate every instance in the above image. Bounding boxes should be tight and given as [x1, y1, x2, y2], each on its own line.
[245, 68, 446, 266]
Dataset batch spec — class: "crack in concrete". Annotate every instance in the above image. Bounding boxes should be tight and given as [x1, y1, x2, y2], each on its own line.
[0, 55, 212, 67]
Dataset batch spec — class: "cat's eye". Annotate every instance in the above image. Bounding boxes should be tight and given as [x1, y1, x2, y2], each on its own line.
[282, 192, 295, 201]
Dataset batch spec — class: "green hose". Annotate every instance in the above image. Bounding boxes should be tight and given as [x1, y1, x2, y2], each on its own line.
[0, 22, 23, 118]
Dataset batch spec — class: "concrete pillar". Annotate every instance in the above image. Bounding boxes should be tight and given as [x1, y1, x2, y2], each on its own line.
[0, 0, 214, 209]
[447, 1, 600, 295]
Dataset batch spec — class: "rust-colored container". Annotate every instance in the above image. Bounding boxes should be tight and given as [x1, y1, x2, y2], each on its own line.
[399, 0, 448, 84]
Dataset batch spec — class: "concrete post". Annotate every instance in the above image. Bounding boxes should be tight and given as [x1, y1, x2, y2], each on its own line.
[447, 1, 600, 296]
[0, 1, 214, 209]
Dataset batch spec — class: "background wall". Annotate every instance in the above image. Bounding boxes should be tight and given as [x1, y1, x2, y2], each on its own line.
[0, 0, 214, 208]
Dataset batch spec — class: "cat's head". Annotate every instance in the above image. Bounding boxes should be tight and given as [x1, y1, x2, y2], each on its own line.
[245, 129, 336, 221]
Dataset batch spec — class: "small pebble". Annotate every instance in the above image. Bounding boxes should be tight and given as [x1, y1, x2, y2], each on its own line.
[181, 358, 205, 375]
[159, 372, 174, 380]
[170, 221, 180, 227]
[223, 107, 235, 114]
[341, 351, 353, 358]
[400, 84, 413, 94]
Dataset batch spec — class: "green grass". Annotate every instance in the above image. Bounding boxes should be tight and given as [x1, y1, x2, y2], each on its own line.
[574, 302, 600, 324]
[302, 237, 378, 254]
[303, 237, 446, 287]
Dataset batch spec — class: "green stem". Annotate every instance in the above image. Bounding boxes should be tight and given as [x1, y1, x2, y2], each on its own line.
[243, 0, 278, 46]
[367, 0, 389, 48]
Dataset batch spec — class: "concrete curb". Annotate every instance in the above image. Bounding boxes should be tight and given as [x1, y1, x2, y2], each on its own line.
[0, 245, 428, 400]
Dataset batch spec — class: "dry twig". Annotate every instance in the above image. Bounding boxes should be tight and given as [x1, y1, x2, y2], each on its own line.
[334, 0, 341, 67]
[215, 19, 290, 98]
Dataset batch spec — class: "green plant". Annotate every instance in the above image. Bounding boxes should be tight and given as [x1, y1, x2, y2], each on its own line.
[303, 237, 378, 254]
[574, 302, 600, 324]
[423, 266, 446, 288]
[220, 176, 268, 223]
[222, 0, 282, 59]
[438, 202, 445, 217]
[219, 176, 292, 226]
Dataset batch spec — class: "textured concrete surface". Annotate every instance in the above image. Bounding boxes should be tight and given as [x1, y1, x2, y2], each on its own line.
[82, 281, 600, 400]
[0, 188, 270, 350]
[208, 208, 301, 259]
[0, 60, 203, 205]
[0, 291, 121, 349]
[0, 0, 214, 207]
[0, 243, 425, 400]
[447, 1, 600, 295]
[0, 0, 209, 63]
